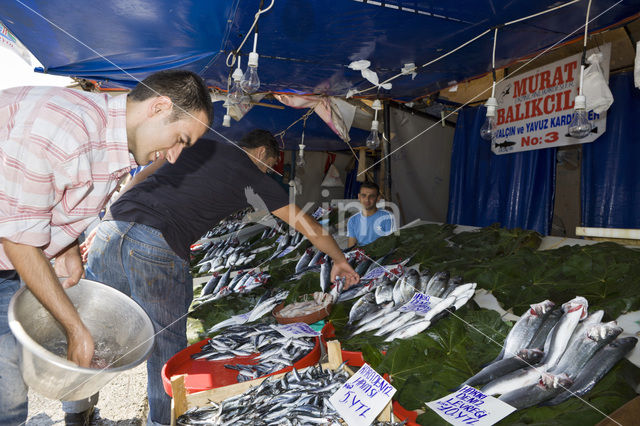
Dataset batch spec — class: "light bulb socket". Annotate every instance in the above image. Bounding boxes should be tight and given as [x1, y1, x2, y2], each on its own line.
[573, 95, 586, 110]
[232, 67, 243, 81]
[248, 52, 259, 68]
[484, 97, 497, 118]
[371, 120, 379, 131]
[222, 114, 231, 127]
[372, 99, 382, 110]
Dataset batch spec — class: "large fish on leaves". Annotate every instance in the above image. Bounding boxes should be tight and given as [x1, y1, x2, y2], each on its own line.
[489, 300, 555, 364]
[543, 337, 638, 406]
[481, 297, 588, 396]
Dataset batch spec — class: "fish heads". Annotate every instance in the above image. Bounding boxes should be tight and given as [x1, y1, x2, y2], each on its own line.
[516, 348, 544, 364]
[587, 321, 622, 342]
[562, 296, 589, 319]
[375, 283, 394, 305]
[530, 300, 555, 316]
[608, 336, 638, 353]
[540, 372, 572, 390]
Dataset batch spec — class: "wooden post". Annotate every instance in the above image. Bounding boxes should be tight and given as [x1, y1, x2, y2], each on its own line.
[170, 374, 188, 425]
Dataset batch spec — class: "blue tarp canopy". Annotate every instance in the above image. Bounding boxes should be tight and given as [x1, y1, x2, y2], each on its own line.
[1, 0, 639, 149]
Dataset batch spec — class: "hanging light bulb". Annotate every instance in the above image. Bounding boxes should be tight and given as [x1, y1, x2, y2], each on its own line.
[366, 120, 380, 150]
[296, 143, 306, 167]
[568, 95, 592, 138]
[480, 97, 498, 141]
[366, 99, 382, 150]
[567, 0, 593, 139]
[240, 51, 260, 94]
[229, 58, 245, 104]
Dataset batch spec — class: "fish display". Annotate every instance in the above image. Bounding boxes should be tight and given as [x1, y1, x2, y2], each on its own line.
[192, 323, 316, 382]
[193, 269, 271, 306]
[206, 290, 289, 334]
[176, 363, 407, 425]
[346, 266, 477, 341]
[456, 296, 634, 410]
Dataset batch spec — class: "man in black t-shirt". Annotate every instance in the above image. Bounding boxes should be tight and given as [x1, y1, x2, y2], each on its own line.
[78, 130, 359, 425]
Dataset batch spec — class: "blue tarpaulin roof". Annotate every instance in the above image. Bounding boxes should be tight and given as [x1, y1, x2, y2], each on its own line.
[1, 0, 639, 149]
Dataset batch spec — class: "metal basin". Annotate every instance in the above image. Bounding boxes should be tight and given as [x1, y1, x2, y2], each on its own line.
[8, 278, 155, 400]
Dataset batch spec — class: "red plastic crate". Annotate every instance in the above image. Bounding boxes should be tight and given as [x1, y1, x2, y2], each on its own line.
[161, 335, 321, 397]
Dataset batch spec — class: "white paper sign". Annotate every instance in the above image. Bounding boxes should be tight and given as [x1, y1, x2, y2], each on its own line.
[312, 206, 329, 219]
[426, 386, 516, 426]
[361, 264, 403, 281]
[399, 292, 443, 315]
[329, 363, 396, 426]
[277, 246, 296, 258]
[273, 322, 321, 338]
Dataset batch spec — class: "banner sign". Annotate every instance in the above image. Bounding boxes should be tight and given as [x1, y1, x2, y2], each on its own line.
[491, 43, 610, 154]
[0, 21, 32, 65]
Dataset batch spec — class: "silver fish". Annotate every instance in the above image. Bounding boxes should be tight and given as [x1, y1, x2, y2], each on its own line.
[549, 321, 622, 379]
[498, 373, 572, 409]
[543, 337, 638, 406]
[493, 299, 555, 363]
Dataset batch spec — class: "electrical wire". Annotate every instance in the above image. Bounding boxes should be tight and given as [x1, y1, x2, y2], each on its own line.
[349, 0, 582, 97]
[579, 0, 594, 95]
[226, 0, 275, 68]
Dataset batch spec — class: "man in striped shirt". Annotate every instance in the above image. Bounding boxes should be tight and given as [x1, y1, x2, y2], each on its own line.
[0, 69, 212, 425]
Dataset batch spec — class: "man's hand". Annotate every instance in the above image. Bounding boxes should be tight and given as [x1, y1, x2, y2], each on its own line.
[331, 261, 360, 289]
[3, 240, 95, 366]
[80, 228, 98, 263]
[66, 324, 94, 367]
[54, 241, 85, 288]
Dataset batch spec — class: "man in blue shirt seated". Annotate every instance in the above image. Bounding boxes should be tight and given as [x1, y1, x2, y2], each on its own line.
[347, 182, 397, 247]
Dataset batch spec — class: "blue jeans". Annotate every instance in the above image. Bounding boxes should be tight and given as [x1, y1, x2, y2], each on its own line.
[0, 271, 28, 425]
[84, 221, 192, 425]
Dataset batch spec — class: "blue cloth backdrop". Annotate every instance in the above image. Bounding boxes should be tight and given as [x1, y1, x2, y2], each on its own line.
[447, 107, 556, 234]
[582, 72, 640, 228]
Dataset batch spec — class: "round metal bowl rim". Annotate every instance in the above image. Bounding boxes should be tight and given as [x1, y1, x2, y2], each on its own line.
[7, 279, 155, 374]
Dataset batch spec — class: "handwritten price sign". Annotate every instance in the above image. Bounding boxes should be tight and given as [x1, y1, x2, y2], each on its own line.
[426, 386, 515, 425]
[329, 363, 396, 426]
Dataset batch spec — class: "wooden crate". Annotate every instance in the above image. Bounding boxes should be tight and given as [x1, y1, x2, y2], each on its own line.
[170, 340, 395, 425]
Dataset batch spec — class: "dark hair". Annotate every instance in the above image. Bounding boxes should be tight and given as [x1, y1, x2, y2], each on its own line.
[359, 181, 380, 194]
[239, 129, 279, 158]
[128, 70, 213, 125]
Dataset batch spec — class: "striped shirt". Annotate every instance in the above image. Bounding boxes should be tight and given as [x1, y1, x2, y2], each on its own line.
[0, 86, 137, 269]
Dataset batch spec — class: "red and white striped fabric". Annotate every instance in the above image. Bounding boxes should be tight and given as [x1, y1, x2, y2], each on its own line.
[0, 86, 137, 269]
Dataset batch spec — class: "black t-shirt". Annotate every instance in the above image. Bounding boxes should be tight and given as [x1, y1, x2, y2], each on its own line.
[107, 138, 289, 260]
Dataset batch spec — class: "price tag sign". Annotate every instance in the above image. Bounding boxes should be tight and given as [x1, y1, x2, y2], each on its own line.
[425, 386, 516, 426]
[277, 246, 296, 258]
[312, 206, 329, 219]
[329, 363, 396, 426]
[273, 322, 321, 338]
[361, 264, 401, 281]
[399, 293, 443, 315]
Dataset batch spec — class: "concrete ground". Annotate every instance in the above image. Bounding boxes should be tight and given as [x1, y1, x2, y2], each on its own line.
[26, 363, 148, 425]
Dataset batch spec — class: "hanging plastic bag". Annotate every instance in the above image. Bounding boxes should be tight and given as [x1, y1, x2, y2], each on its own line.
[321, 164, 343, 187]
[582, 52, 613, 114]
[635, 41, 640, 89]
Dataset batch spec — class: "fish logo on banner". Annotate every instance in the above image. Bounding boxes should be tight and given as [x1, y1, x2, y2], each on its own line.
[491, 43, 611, 155]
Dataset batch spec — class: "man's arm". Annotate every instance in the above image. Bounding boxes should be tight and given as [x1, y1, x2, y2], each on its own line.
[272, 204, 359, 288]
[2, 239, 94, 367]
[347, 237, 358, 248]
[81, 159, 167, 261]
